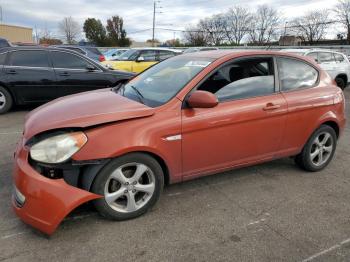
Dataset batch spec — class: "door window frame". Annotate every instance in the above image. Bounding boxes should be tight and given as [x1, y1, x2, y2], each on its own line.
[183, 55, 280, 108]
[49, 50, 103, 72]
[275, 55, 320, 94]
[6, 49, 51, 70]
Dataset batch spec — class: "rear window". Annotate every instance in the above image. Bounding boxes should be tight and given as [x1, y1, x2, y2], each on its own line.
[9, 50, 49, 67]
[0, 52, 7, 65]
[0, 39, 10, 48]
[334, 53, 345, 62]
[277, 57, 318, 91]
[85, 47, 102, 55]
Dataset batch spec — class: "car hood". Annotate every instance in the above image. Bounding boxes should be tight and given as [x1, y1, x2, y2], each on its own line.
[24, 89, 155, 139]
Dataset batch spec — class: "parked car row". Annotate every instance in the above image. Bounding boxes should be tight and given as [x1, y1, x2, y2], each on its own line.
[0, 46, 134, 114]
[101, 48, 182, 73]
[12, 50, 346, 235]
[103, 48, 129, 60]
[52, 45, 107, 62]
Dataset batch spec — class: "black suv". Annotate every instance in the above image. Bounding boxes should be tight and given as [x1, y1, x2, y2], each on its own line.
[0, 47, 135, 114]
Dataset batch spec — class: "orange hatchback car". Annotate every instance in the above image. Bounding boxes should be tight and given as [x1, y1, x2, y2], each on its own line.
[13, 51, 346, 235]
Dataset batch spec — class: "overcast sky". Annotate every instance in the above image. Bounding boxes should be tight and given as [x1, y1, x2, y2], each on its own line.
[0, 0, 340, 42]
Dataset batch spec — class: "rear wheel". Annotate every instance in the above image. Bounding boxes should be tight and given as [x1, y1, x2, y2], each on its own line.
[295, 125, 337, 172]
[0, 86, 13, 114]
[92, 153, 164, 220]
[335, 77, 346, 90]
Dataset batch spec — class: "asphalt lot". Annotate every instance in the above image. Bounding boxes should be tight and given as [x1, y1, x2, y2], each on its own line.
[0, 89, 349, 262]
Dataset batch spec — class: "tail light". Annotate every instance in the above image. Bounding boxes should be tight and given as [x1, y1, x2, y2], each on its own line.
[99, 55, 105, 62]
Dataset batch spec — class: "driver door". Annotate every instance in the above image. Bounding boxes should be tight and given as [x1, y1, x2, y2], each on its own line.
[181, 56, 288, 180]
[50, 50, 114, 97]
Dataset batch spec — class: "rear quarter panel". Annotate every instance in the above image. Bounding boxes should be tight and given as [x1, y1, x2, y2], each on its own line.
[280, 72, 345, 155]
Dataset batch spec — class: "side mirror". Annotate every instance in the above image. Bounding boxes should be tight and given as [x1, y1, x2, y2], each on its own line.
[136, 56, 145, 62]
[186, 90, 218, 108]
[86, 64, 96, 71]
[112, 53, 116, 57]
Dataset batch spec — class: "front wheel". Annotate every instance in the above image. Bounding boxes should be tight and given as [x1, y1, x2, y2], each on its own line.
[295, 125, 337, 172]
[92, 153, 164, 220]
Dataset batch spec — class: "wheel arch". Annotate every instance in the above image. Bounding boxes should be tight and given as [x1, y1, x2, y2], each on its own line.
[0, 82, 16, 104]
[320, 120, 340, 138]
[81, 150, 171, 192]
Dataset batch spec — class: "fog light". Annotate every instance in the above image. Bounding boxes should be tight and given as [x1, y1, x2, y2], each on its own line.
[13, 185, 26, 207]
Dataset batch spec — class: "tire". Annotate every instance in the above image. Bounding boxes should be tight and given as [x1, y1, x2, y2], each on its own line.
[0, 86, 13, 114]
[335, 77, 346, 90]
[91, 153, 164, 220]
[295, 125, 337, 172]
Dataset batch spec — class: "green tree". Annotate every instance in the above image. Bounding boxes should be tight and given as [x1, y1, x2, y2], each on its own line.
[83, 18, 107, 46]
[106, 15, 131, 46]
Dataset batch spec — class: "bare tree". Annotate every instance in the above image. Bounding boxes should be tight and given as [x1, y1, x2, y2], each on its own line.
[183, 26, 208, 46]
[334, 0, 350, 44]
[291, 10, 330, 44]
[248, 5, 281, 45]
[224, 6, 252, 45]
[198, 14, 227, 45]
[59, 16, 81, 44]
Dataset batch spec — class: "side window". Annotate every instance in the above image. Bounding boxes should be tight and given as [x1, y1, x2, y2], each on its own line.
[9, 50, 49, 67]
[61, 47, 86, 55]
[277, 57, 318, 91]
[158, 51, 175, 61]
[139, 50, 157, 61]
[318, 52, 335, 63]
[50, 51, 92, 69]
[0, 52, 7, 65]
[334, 53, 345, 62]
[198, 57, 275, 102]
[307, 52, 318, 62]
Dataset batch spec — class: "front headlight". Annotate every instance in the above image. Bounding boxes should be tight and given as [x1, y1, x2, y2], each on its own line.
[30, 132, 88, 164]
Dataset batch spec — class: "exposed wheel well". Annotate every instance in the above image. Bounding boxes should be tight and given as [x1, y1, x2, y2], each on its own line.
[336, 74, 347, 83]
[322, 121, 340, 138]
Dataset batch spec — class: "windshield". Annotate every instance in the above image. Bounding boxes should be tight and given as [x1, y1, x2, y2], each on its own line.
[116, 49, 139, 61]
[118, 56, 214, 107]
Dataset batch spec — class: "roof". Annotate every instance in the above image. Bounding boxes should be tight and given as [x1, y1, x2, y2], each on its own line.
[0, 46, 89, 54]
[179, 49, 321, 63]
[131, 47, 182, 53]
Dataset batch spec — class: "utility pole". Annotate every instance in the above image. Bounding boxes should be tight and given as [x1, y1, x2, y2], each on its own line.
[152, 1, 162, 47]
[152, 1, 156, 46]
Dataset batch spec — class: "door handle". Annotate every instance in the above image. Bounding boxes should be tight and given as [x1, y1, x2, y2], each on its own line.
[59, 72, 70, 76]
[263, 103, 281, 111]
[6, 69, 17, 74]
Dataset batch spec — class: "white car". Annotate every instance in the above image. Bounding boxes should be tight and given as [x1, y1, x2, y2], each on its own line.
[282, 49, 350, 90]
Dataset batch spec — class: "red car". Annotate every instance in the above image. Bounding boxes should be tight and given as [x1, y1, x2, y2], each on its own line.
[13, 51, 346, 235]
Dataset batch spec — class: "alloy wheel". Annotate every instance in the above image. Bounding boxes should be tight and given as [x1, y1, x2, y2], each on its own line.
[310, 132, 334, 167]
[104, 163, 155, 213]
[0, 91, 6, 110]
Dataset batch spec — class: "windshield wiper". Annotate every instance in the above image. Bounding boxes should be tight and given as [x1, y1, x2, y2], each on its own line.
[129, 85, 145, 104]
[112, 82, 125, 92]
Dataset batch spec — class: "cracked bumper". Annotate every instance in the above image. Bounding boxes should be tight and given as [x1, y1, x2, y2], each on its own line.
[12, 140, 101, 235]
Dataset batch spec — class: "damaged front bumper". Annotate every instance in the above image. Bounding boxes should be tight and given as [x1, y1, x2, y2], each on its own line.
[12, 139, 102, 235]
